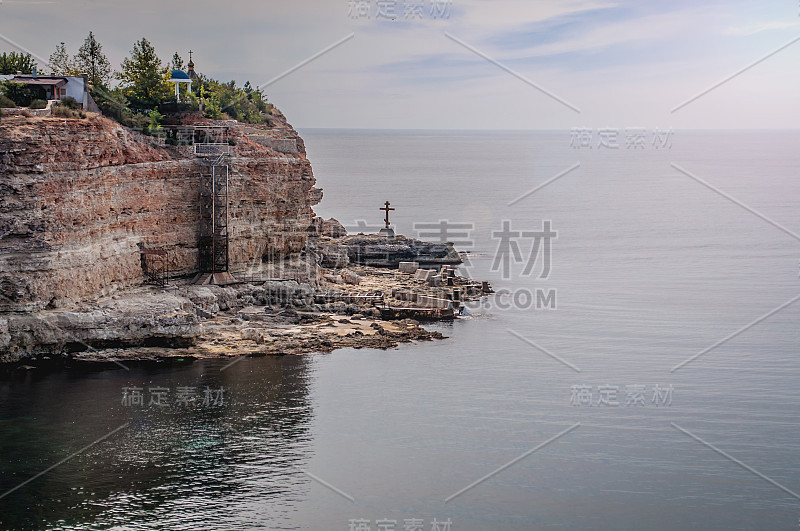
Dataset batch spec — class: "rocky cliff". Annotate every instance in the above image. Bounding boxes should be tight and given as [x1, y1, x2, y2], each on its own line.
[0, 112, 322, 314]
[0, 110, 480, 361]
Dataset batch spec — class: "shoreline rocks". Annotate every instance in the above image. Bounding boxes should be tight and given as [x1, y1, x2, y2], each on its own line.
[0, 263, 491, 366]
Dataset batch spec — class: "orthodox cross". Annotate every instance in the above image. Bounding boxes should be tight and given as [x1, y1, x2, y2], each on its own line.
[380, 201, 394, 229]
[189, 50, 193, 62]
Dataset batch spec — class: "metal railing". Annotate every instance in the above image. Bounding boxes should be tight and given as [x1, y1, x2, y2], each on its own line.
[194, 143, 231, 156]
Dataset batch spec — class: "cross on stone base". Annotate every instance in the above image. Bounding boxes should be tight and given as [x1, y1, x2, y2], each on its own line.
[380, 201, 394, 229]
[379, 201, 396, 238]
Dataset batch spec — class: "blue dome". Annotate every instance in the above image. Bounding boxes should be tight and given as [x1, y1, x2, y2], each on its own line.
[170, 69, 191, 80]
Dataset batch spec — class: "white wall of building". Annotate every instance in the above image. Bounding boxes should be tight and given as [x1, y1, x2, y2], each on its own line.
[62, 76, 87, 104]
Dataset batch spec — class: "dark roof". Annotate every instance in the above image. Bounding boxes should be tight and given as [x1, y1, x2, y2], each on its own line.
[11, 76, 67, 87]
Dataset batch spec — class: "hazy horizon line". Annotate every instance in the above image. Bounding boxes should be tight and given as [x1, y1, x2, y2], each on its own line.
[297, 126, 800, 132]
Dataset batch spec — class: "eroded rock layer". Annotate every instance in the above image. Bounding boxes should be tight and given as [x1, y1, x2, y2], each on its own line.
[0, 114, 321, 313]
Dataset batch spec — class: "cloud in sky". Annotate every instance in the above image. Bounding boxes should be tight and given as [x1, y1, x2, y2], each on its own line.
[723, 21, 800, 36]
[0, 0, 798, 129]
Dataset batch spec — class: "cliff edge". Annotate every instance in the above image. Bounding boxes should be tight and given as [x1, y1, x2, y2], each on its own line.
[0, 111, 321, 313]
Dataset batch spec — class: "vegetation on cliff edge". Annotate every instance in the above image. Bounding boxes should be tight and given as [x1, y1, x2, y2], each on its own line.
[0, 33, 272, 134]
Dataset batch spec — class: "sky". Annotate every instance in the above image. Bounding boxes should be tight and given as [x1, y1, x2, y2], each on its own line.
[1, 0, 799, 129]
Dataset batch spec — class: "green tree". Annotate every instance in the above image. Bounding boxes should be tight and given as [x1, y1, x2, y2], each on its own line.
[199, 84, 220, 119]
[171, 52, 184, 71]
[0, 52, 35, 75]
[49, 43, 78, 75]
[116, 38, 171, 110]
[74, 32, 112, 87]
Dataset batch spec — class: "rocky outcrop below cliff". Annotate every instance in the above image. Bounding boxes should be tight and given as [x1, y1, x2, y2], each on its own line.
[0, 233, 486, 362]
[0, 291, 201, 358]
[0, 262, 494, 364]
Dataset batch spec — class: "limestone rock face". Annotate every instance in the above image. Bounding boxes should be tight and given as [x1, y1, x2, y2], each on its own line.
[321, 218, 347, 238]
[0, 114, 321, 312]
[0, 291, 202, 360]
[307, 216, 347, 238]
[309, 241, 351, 269]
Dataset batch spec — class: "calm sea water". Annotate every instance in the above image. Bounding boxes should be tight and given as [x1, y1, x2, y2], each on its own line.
[1, 130, 799, 530]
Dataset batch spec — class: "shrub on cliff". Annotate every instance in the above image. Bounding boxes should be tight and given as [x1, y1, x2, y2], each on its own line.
[0, 94, 16, 108]
[51, 105, 70, 117]
[90, 85, 154, 133]
[147, 108, 165, 136]
[155, 101, 193, 115]
[60, 96, 81, 110]
[52, 103, 86, 119]
[191, 76, 272, 125]
[187, 91, 200, 112]
[92, 85, 134, 122]
[128, 112, 150, 131]
[0, 80, 35, 107]
[52, 104, 76, 118]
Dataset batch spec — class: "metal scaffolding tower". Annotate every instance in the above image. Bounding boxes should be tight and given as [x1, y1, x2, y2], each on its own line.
[199, 153, 229, 273]
[195, 139, 234, 284]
